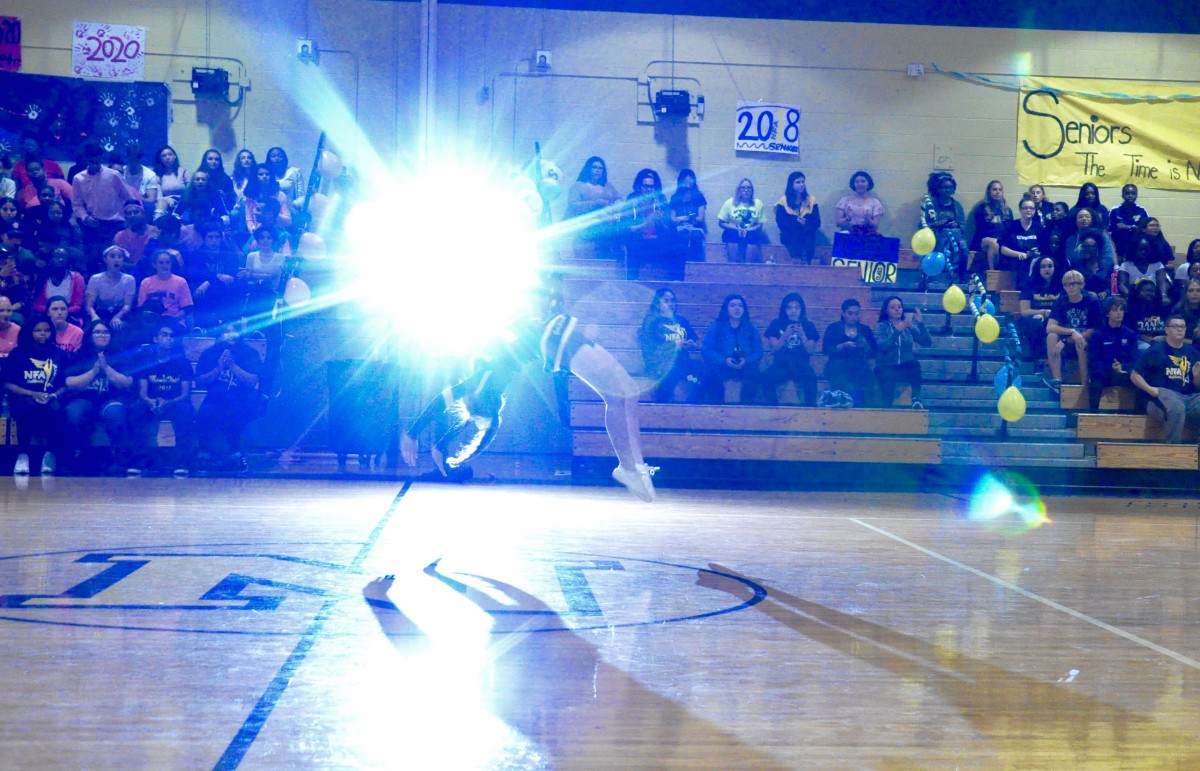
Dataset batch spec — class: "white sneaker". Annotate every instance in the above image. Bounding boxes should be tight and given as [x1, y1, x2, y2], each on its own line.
[173, 468, 190, 478]
[13, 453, 29, 476]
[612, 463, 657, 502]
[41, 452, 56, 475]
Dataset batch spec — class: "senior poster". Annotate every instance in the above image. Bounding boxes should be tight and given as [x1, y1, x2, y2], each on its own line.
[1016, 76, 1200, 191]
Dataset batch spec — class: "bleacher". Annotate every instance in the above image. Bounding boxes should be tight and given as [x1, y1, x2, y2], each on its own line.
[555, 240, 1200, 484]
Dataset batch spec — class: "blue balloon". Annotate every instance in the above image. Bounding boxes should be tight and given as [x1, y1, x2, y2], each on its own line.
[972, 296, 996, 316]
[921, 251, 947, 277]
[994, 367, 1023, 397]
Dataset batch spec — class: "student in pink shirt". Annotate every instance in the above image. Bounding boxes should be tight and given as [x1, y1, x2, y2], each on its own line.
[113, 201, 159, 270]
[72, 143, 134, 263]
[0, 295, 19, 356]
[47, 296, 84, 354]
[138, 249, 194, 332]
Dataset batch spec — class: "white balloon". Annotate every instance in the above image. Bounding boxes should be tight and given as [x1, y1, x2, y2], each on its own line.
[317, 150, 342, 179]
[297, 232, 327, 261]
[306, 193, 330, 223]
[283, 277, 311, 306]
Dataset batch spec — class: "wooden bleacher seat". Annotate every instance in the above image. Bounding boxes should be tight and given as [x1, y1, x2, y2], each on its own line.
[1095, 442, 1199, 469]
[986, 270, 1016, 292]
[572, 429, 941, 464]
[1060, 385, 1138, 411]
[563, 279, 872, 312]
[1077, 413, 1197, 442]
[571, 402, 928, 434]
[573, 301, 877, 330]
[684, 263, 864, 286]
[999, 290, 1021, 313]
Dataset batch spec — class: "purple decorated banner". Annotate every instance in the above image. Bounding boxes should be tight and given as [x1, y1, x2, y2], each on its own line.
[0, 17, 20, 72]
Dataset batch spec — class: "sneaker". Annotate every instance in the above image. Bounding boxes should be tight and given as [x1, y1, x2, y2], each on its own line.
[40, 451, 56, 475]
[1043, 376, 1062, 394]
[173, 468, 190, 478]
[817, 390, 835, 408]
[612, 463, 656, 502]
[126, 468, 143, 477]
[837, 391, 855, 408]
[911, 400, 925, 410]
[13, 453, 29, 476]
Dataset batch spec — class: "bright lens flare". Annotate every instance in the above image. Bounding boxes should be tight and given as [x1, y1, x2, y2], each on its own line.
[345, 162, 544, 357]
[967, 472, 1050, 535]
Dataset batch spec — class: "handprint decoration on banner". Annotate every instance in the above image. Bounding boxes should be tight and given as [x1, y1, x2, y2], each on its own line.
[0, 70, 168, 162]
[72, 22, 145, 80]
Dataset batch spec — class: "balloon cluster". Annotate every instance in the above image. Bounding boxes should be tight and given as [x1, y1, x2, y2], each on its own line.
[940, 274, 1027, 422]
[912, 227, 948, 278]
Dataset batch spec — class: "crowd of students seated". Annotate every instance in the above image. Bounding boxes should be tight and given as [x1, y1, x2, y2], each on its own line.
[0, 137, 313, 478]
[638, 287, 930, 410]
[565, 158, 836, 276]
[574, 157, 1200, 445]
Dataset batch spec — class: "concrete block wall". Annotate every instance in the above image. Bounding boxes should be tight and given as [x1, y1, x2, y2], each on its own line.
[8, 2, 1196, 245]
[438, 6, 1200, 249]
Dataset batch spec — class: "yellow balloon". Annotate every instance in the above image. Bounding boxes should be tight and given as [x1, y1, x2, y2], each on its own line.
[998, 385, 1027, 422]
[912, 227, 936, 256]
[975, 313, 1000, 343]
[942, 285, 966, 314]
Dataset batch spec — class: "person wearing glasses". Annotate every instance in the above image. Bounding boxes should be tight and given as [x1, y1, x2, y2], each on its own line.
[1131, 315, 1200, 444]
[718, 178, 766, 262]
[1044, 270, 1101, 394]
[622, 169, 674, 280]
[999, 196, 1043, 287]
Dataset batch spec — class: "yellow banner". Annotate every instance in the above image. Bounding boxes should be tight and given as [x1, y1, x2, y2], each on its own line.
[1016, 77, 1200, 192]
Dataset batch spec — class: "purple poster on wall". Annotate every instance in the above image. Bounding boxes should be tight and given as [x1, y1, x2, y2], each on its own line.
[0, 70, 169, 161]
[0, 17, 21, 72]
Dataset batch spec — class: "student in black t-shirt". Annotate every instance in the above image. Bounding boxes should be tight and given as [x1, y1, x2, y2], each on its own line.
[1044, 270, 1102, 394]
[668, 169, 707, 264]
[1126, 278, 1168, 353]
[62, 318, 136, 473]
[761, 292, 819, 406]
[3, 315, 66, 475]
[129, 321, 195, 475]
[998, 196, 1043, 284]
[821, 298, 877, 408]
[1087, 296, 1139, 411]
[1017, 257, 1060, 365]
[1131, 314, 1200, 443]
[195, 320, 263, 472]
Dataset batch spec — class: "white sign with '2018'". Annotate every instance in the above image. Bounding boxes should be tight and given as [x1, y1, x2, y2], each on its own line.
[735, 102, 801, 155]
[72, 21, 145, 80]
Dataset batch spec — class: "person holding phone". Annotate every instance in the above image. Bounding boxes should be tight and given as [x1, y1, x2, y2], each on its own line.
[761, 292, 819, 406]
[875, 296, 932, 409]
[702, 293, 762, 403]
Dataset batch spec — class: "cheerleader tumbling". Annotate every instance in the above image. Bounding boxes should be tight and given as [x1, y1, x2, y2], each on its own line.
[401, 287, 656, 501]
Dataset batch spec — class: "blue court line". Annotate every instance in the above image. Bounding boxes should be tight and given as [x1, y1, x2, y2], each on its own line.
[213, 482, 411, 770]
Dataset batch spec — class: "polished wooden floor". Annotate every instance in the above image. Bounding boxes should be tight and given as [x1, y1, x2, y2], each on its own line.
[0, 477, 1198, 769]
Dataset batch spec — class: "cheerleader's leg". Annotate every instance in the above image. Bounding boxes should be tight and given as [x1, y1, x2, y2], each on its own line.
[567, 342, 645, 472]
